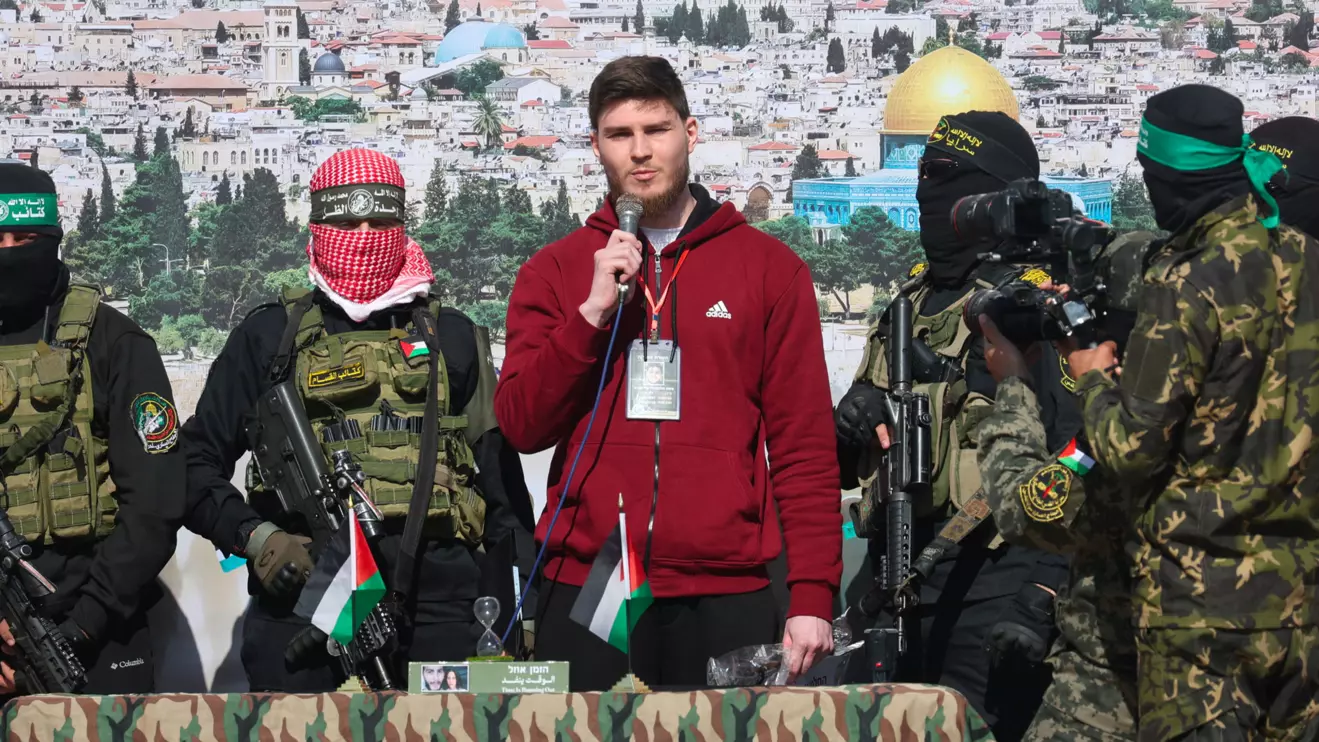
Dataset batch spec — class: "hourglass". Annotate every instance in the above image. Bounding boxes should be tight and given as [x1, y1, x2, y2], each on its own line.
[475, 596, 503, 657]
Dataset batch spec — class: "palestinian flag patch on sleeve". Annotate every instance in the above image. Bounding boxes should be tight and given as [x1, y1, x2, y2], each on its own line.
[131, 392, 179, 454]
[399, 334, 430, 360]
[1056, 438, 1095, 476]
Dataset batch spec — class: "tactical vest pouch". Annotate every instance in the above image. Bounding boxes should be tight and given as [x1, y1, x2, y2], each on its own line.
[0, 365, 17, 418]
[366, 429, 410, 449]
[386, 345, 431, 400]
[30, 348, 71, 408]
[299, 336, 379, 408]
[0, 429, 43, 541]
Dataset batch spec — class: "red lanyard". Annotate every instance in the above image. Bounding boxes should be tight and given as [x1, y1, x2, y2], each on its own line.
[641, 250, 691, 341]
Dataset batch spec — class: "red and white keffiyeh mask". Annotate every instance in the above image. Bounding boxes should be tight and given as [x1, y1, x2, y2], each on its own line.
[307, 149, 434, 320]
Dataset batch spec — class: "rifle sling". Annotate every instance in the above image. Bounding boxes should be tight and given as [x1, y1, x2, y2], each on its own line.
[269, 293, 316, 384]
[907, 489, 993, 585]
[390, 307, 441, 603]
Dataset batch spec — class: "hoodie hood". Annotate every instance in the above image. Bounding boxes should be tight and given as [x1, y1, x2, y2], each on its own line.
[586, 184, 746, 255]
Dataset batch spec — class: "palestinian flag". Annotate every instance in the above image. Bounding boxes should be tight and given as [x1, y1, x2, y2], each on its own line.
[293, 508, 386, 646]
[569, 504, 653, 652]
[399, 335, 430, 360]
[1057, 438, 1096, 476]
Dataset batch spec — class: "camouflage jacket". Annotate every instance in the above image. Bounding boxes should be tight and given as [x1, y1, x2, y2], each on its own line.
[1076, 194, 1319, 630]
[977, 376, 1137, 675]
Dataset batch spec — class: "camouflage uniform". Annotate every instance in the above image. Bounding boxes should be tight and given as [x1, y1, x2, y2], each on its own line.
[1076, 194, 1319, 741]
[977, 376, 1137, 741]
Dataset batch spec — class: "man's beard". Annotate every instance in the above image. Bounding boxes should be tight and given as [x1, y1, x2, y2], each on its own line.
[608, 157, 691, 219]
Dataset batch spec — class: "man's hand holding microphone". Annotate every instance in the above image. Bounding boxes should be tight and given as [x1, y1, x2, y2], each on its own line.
[580, 194, 645, 329]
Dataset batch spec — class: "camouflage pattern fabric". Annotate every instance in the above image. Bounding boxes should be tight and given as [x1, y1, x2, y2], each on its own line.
[1138, 626, 1319, 741]
[976, 376, 1137, 741]
[0, 684, 994, 742]
[1075, 193, 1319, 632]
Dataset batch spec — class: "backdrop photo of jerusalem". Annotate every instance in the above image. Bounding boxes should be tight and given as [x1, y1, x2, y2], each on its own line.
[0, 0, 1303, 690]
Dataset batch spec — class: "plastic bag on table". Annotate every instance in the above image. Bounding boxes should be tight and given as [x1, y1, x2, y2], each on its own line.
[706, 612, 860, 688]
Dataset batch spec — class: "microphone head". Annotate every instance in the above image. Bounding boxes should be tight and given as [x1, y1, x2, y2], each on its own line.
[616, 194, 644, 235]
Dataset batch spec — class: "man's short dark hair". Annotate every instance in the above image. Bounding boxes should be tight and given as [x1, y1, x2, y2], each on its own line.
[588, 56, 690, 130]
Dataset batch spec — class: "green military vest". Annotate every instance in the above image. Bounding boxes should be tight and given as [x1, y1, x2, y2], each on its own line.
[246, 288, 486, 546]
[0, 285, 117, 544]
[853, 264, 1002, 540]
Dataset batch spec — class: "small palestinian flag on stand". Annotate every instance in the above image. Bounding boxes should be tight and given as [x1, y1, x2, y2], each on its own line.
[569, 496, 653, 652]
[293, 508, 386, 647]
[1057, 438, 1096, 476]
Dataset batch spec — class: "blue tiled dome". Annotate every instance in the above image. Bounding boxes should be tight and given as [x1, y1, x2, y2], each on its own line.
[434, 20, 527, 63]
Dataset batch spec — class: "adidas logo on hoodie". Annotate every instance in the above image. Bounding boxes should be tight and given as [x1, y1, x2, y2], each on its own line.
[706, 301, 732, 319]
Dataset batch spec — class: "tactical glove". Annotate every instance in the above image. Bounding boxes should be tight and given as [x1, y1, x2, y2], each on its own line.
[246, 523, 314, 600]
[835, 383, 889, 449]
[986, 584, 1056, 666]
[284, 625, 329, 669]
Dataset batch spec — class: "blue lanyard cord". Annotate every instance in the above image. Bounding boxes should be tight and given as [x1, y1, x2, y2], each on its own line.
[499, 300, 625, 647]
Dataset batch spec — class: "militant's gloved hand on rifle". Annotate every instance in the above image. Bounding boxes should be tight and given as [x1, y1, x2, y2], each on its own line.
[243, 521, 314, 599]
[835, 382, 889, 449]
[985, 583, 1058, 666]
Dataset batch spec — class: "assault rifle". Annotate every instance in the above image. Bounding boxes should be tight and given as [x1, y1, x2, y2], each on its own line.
[859, 295, 932, 683]
[0, 508, 86, 694]
[245, 381, 398, 690]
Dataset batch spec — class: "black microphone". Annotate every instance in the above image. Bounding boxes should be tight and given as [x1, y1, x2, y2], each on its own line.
[615, 194, 644, 301]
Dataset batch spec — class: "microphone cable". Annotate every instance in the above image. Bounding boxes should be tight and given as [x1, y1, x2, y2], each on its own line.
[500, 292, 626, 647]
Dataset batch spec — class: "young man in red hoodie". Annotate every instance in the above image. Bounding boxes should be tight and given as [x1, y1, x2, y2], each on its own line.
[496, 56, 842, 690]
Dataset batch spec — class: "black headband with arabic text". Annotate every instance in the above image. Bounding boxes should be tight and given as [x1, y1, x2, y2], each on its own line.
[924, 116, 1035, 184]
[310, 183, 406, 223]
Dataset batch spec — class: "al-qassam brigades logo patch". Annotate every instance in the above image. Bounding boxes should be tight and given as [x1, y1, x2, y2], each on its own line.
[131, 392, 178, 454]
[1018, 464, 1072, 523]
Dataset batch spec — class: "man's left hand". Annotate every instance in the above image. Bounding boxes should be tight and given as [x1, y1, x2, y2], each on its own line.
[782, 616, 833, 683]
[979, 315, 1033, 384]
[1066, 341, 1120, 379]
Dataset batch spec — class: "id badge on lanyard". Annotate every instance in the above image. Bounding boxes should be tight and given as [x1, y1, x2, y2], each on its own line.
[625, 250, 690, 421]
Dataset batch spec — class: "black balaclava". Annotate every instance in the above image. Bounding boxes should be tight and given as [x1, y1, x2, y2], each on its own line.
[1137, 85, 1250, 234]
[0, 163, 64, 313]
[916, 111, 1041, 287]
[1250, 116, 1319, 238]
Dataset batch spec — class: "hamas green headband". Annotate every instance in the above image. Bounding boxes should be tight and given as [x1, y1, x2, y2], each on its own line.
[1137, 118, 1284, 229]
[0, 193, 59, 229]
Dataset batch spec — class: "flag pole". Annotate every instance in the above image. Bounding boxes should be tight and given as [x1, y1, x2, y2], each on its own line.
[612, 491, 651, 694]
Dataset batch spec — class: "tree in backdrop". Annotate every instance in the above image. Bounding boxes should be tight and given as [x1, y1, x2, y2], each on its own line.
[454, 59, 505, 98]
[786, 144, 824, 202]
[523, 23, 540, 40]
[474, 96, 506, 150]
[216, 21, 229, 43]
[1245, 0, 1283, 22]
[686, 0, 705, 43]
[180, 107, 197, 138]
[285, 96, 365, 121]
[845, 157, 858, 176]
[825, 0, 835, 30]
[99, 163, 116, 225]
[132, 124, 148, 161]
[634, 0, 645, 31]
[1110, 171, 1159, 233]
[756, 216, 860, 317]
[840, 207, 921, 290]
[215, 172, 232, 205]
[541, 180, 581, 242]
[299, 48, 311, 86]
[826, 37, 846, 72]
[125, 70, 138, 99]
[296, 7, 310, 38]
[444, 0, 461, 32]
[68, 86, 84, 104]
[705, 0, 751, 46]
[1288, 11, 1312, 47]
[153, 126, 170, 158]
[669, 1, 689, 43]
[424, 159, 449, 220]
[871, 28, 882, 57]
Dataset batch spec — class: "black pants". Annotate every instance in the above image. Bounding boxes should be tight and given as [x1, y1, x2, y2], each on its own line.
[81, 609, 155, 694]
[241, 598, 479, 692]
[535, 581, 779, 692]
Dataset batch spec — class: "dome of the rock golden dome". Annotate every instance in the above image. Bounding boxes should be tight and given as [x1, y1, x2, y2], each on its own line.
[882, 45, 1021, 136]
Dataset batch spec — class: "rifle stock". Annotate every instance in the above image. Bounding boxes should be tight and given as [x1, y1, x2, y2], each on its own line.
[246, 381, 397, 690]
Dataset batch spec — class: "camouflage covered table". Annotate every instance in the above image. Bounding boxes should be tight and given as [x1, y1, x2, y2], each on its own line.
[1, 684, 993, 741]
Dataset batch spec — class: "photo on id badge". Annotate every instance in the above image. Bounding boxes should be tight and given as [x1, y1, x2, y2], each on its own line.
[627, 339, 681, 421]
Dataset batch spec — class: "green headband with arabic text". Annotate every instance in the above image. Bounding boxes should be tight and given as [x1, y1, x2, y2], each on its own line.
[0, 193, 59, 229]
[1137, 118, 1284, 229]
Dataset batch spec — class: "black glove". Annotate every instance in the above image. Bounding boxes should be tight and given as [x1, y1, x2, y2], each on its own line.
[835, 382, 889, 449]
[57, 618, 94, 662]
[986, 584, 1056, 667]
[285, 625, 329, 669]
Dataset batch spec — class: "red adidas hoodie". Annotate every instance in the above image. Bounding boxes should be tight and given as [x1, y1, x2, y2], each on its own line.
[495, 191, 842, 621]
